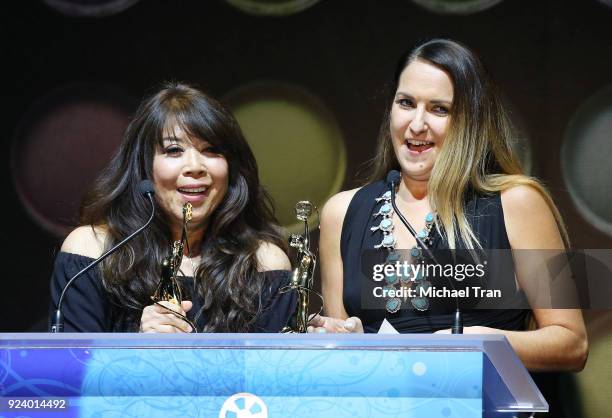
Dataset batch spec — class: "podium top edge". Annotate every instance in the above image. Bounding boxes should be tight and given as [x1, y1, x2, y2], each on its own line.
[0, 333, 506, 350]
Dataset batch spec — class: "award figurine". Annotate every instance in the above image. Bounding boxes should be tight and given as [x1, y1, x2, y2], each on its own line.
[152, 202, 192, 305]
[281, 201, 318, 333]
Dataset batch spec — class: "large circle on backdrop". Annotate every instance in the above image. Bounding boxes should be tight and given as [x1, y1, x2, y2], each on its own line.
[561, 85, 612, 237]
[42, 0, 140, 17]
[224, 0, 321, 16]
[11, 83, 135, 236]
[411, 0, 503, 14]
[224, 82, 346, 232]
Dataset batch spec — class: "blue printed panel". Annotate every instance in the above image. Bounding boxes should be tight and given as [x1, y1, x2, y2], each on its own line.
[75, 395, 480, 418]
[82, 348, 245, 396]
[261, 396, 480, 418]
[80, 349, 481, 399]
[245, 350, 482, 399]
[1, 347, 482, 417]
[76, 396, 224, 417]
[0, 348, 87, 397]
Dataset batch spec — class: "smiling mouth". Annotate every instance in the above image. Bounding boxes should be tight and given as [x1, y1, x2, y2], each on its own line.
[405, 139, 434, 153]
[178, 187, 207, 196]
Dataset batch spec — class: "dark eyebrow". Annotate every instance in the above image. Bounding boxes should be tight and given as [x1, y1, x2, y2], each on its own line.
[161, 136, 214, 150]
[430, 100, 452, 107]
[395, 92, 452, 107]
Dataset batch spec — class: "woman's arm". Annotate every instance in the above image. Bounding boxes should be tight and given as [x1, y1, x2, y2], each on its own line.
[319, 189, 359, 319]
[452, 186, 588, 371]
[307, 189, 366, 333]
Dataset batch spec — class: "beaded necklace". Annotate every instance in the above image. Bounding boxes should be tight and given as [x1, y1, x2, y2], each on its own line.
[371, 189, 436, 313]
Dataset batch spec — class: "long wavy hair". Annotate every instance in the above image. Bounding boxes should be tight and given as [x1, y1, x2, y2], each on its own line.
[80, 82, 287, 331]
[369, 39, 568, 249]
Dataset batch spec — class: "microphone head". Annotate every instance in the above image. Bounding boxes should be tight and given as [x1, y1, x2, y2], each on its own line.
[138, 179, 155, 196]
[386, 170, 401, 185]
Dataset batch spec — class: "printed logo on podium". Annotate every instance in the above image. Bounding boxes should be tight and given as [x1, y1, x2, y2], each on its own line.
[219, 392, 268, 418]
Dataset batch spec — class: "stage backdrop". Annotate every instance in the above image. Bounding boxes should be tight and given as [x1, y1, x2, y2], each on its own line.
[3, 1, 612, 417]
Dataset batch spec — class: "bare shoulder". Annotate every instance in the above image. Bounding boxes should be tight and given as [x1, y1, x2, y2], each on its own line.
[320, 188, 361, 227]
[500, 184, 555, 223]
[500, 184, 563, 249]
[61, 225, 108, 258]
[501, 184, 549, 210]
[256, 241, 291, 271]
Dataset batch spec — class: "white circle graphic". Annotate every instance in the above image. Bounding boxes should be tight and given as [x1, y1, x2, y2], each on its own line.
[412, 361, 427, 376]
[219, 393, 268, 418]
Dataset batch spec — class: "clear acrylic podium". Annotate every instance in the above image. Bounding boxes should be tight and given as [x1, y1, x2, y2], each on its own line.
[0, 333, 547, 417]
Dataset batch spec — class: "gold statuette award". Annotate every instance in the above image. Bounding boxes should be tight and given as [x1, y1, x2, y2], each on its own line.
[281, 201, 318, 333]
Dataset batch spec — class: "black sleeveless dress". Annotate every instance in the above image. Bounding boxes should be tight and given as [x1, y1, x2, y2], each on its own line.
[341, 182, 574, 417]
[341, 180, 528, 333]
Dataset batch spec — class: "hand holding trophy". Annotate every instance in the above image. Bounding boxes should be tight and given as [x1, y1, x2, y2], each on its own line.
[148, 202, 197, 332]
[153, 202, 192, 305]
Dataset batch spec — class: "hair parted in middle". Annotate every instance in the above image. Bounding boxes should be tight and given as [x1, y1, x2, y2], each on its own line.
[369, 38, 567, 249]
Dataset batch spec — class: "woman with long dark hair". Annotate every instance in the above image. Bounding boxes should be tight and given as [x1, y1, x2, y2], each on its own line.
[311, 39, 588, 372]
[50, 82, 295, 333]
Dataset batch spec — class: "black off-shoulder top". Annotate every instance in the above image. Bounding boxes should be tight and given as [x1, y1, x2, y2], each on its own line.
[49, 252, 297, 333]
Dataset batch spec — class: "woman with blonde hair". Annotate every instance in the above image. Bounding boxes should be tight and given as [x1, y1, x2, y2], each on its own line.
[311, 39, 587, 373]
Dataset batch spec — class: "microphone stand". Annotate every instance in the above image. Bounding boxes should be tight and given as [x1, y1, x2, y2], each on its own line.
[388, 175, 463, 334]
[50, 190, 156, 333]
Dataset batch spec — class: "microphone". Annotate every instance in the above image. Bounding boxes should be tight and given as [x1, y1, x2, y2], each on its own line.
[50, 180, 156, 333]
[386, 170, 463, 334]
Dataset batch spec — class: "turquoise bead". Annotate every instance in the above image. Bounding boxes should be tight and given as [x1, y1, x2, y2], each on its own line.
[385, 273, 399, 285]
[386, 298, 401, 313]
[380, 218, 393, 230]
[382, 234, 395, 247]
[386, 252, 400, 263]
[411, 297, 429, 311]
[380, 203, 392, 214]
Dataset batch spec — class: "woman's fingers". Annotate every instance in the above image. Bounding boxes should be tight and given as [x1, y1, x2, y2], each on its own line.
[140, 301, 193, 333]
[308, 314, 327, 328]
[307, 315, 344, 332]
[153, 300, 188, 315]
[307, 325, 328, 333]
[307, 315, 364, 333]
[343, 317, 364, 333]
